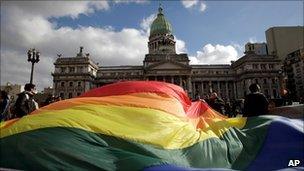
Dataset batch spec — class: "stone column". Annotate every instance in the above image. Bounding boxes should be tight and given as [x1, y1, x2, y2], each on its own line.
[209, 81, 212, 93]
[225, 81, 229, 100]
[179, 77, 183, 87]
[194, 82, 197, 97]
[201, 81, 204, 97]
[258, 78, 263, 92]
[246, 79, 251, 94]
[233, 81, 237, 99]
[268, 78, 273, 98]
[187, 77, 192, 98]
[217, 81, 220, 95]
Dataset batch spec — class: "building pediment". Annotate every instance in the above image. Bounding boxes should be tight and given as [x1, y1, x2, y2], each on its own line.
[146, 61, 191, 70]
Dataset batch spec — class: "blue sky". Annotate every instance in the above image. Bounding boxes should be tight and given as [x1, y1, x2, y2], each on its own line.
[49, 1, 303, 55]
[1, 0, 303, 89]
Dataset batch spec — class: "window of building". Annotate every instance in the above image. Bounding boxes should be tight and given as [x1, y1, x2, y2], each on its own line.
[77, 92, 81, 96]
[78, 81, 81, 87]
[272, 78, 275, 84]
[255, 79, 259, 84]
[61, 82, 65, 87]
[269, 64, 274, 69]
[69, 67, 75, 73]
[263, 79, 267, 84]
[194, 84, 199, 90]
[61, 67, 66, 73]
[77, 66, 83, 73]
[69, 82, 73, 87]
[68, 93, 73, 99]
[261, 64, 266, 70]
[253, 64, 258, 69]
[60, 92, 64, 99]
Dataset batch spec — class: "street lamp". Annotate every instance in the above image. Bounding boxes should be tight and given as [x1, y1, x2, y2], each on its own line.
[27, 48, 40, 84]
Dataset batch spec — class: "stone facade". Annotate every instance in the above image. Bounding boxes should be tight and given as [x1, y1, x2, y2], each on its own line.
[52, 7, 282, 101]
[284, 48, 304, 100]
[52, 47, 98, 99]
[245, 42, 268, 55]
[231, 52, 282, 99]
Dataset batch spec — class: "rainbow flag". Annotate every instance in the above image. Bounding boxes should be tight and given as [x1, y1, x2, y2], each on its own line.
[1, 81, 303, 170]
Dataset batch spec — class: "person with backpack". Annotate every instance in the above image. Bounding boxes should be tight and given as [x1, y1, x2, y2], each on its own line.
[13, 83, 39, 118]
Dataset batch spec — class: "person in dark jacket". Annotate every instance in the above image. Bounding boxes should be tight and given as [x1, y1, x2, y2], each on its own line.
[243, 83, 269, 117]
[0, 90, 10, 121]
[207, 92, 225, 114]
[13, 83, 39, 118]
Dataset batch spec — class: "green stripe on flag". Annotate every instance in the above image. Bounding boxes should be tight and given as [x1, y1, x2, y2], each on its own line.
[0, 117, 272, 171]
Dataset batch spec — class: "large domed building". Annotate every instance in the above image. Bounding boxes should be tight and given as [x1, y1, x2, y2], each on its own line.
[148, 6, 175, 54]
[52, 6, 282, 101]
[150, 6, 172, 36]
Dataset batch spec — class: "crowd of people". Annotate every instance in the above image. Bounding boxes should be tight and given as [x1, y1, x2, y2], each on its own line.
[197, 83, 270, 118]
[1, 83, 39, 121]
[198, 92, 243, 118]
[0, 83, 65, 122]
[0, 82, 301, 122]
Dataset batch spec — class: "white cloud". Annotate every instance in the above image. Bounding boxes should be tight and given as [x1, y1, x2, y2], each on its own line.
[1, 1, 234, 92]
[140, 13, 156, 35]
[176, 39, 187, 54]
[231, 43, 243, 52]
[1, 1, 149, 90]
[189, 56, 199, 65]
[249, 37, 258, 43]
[181, 0, 198, 8]
[113, 0, 149, 4]
[200, 2, 207, 12]
[189, 44, 239, 64]
[181, 0, 206, 12]
[1, 1, 109, 19]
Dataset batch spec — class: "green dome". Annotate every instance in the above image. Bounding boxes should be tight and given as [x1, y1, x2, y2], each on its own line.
[150, 6, 172, 36]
